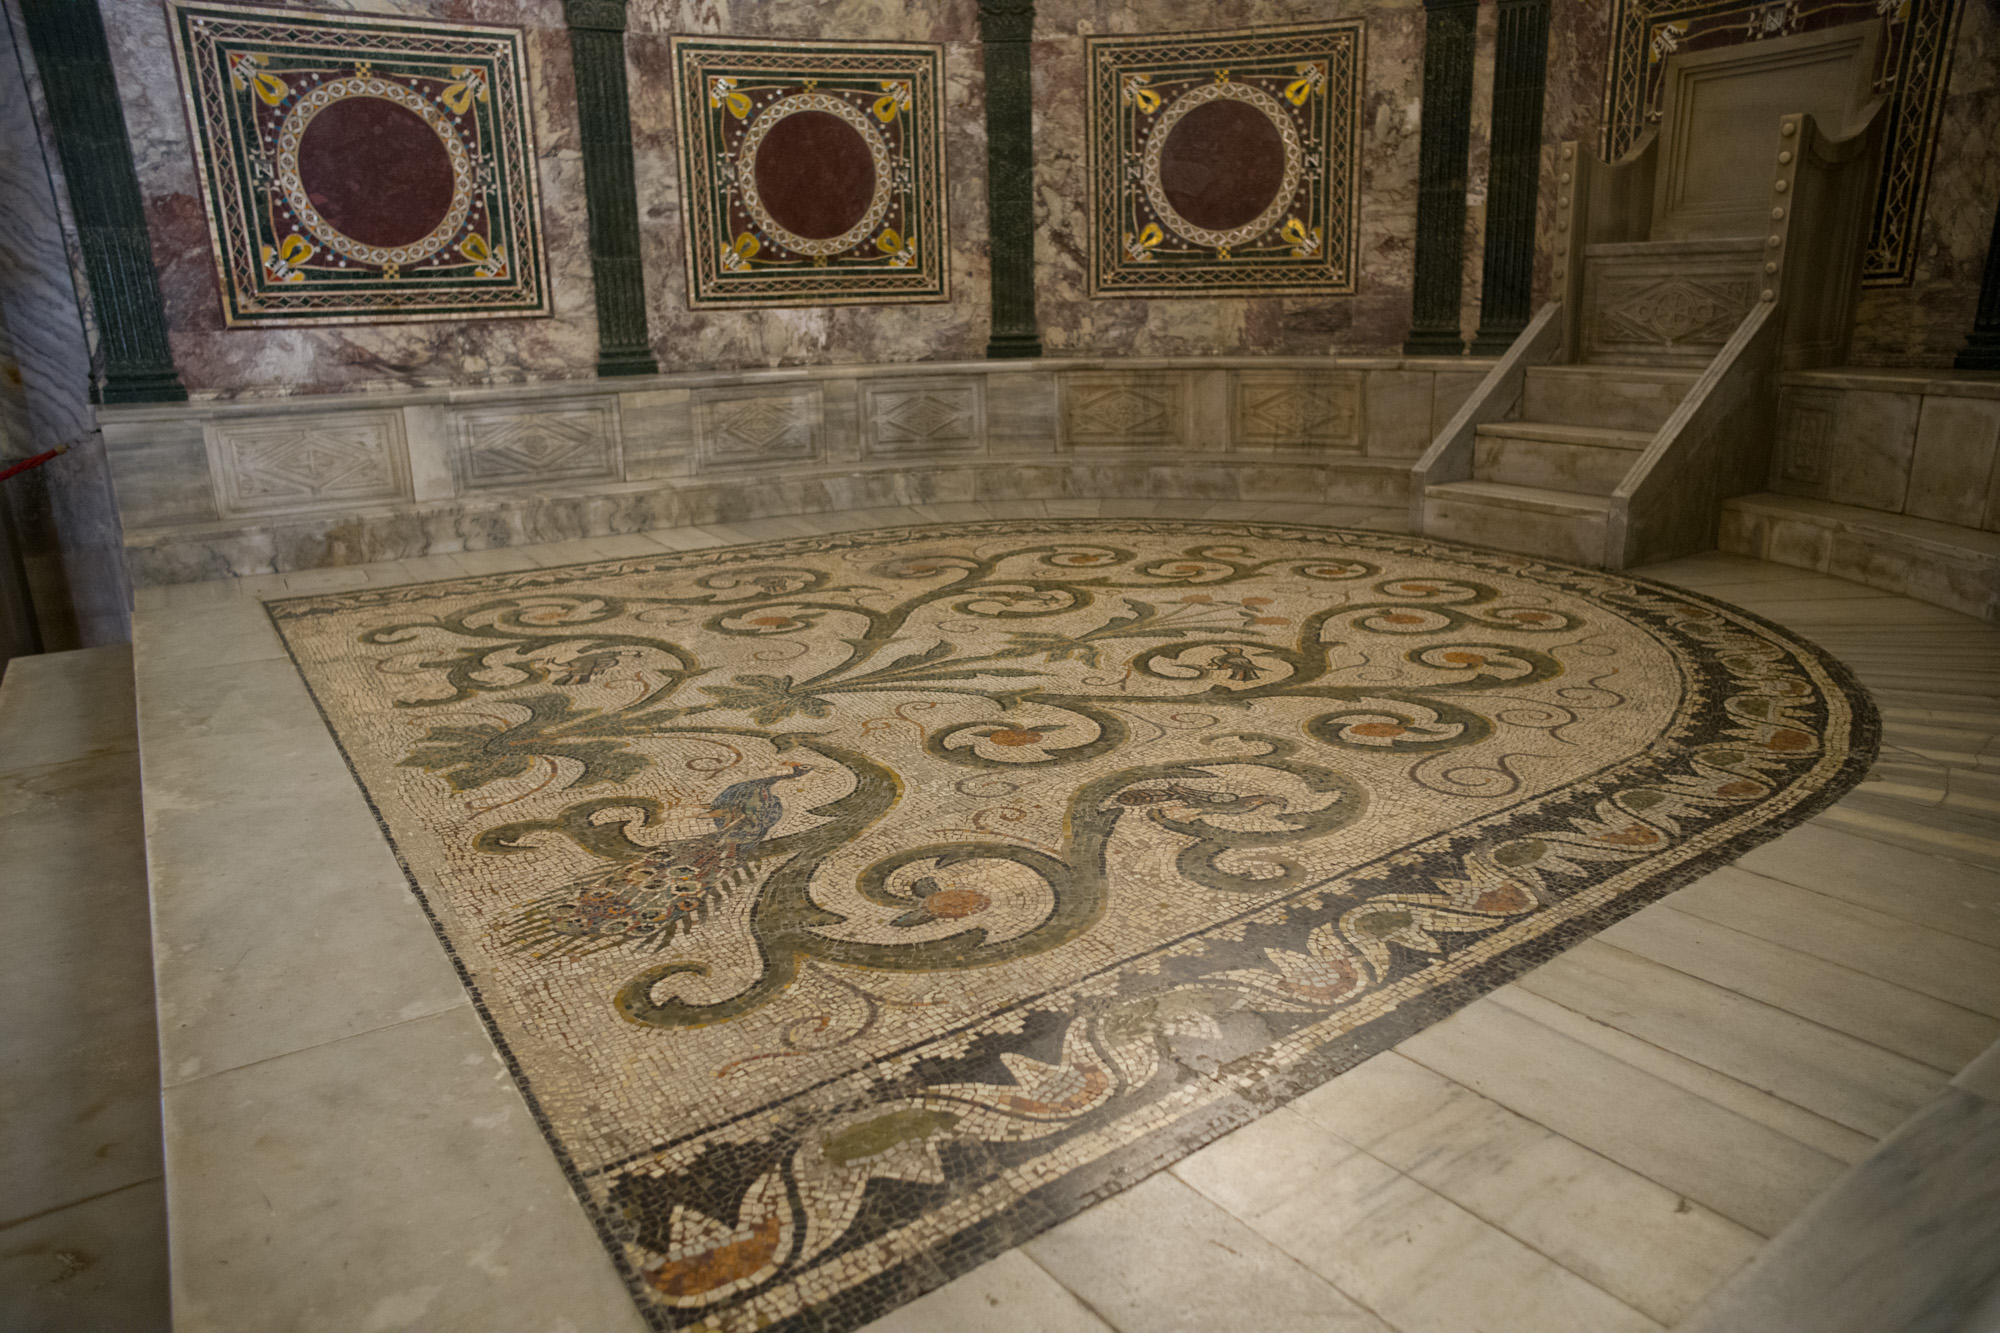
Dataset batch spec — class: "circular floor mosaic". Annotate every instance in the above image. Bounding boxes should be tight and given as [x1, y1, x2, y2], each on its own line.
[268, 521, 1875, 1332]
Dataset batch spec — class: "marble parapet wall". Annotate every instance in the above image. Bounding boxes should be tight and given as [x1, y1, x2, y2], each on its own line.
[95, 356, 1488, 584]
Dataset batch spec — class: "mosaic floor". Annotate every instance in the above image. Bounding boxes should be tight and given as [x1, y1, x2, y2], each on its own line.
[266, 520, 1874, 1332]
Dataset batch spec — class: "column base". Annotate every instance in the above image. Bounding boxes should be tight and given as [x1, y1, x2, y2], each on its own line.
[986, 332, 1043, 360]
[596, 348, 660, 378]
[96, 369, 188, 405]
[1403, 330, 1466, 357]
[1955, 332, 2000, 373]
[1469, 326, 1526, 356]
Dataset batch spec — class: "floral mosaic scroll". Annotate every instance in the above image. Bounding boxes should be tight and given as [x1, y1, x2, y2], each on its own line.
[1087, 22, 1364, 298]
[267, 523, 1874, 1332]
[168, 3, 548, 325]
[670, 37, 950, 309]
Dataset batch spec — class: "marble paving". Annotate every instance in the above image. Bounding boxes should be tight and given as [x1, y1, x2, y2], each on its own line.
[259, 519, 1873, 1331]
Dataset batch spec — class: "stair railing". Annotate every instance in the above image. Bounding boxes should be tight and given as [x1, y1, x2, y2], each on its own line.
[1607, 105, 1888, 566]
[1405, 300, 1564, 534]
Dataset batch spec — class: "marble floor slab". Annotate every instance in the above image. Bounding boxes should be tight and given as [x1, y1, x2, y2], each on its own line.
[106, 506, 2000, 1333]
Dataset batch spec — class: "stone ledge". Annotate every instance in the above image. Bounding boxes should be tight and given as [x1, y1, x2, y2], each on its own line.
[1719, 492, 2000, 622]
[120, 456, 1415, 585]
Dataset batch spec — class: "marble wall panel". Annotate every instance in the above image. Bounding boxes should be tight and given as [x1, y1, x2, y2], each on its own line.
[1231, 370, 1363, 452]
[693, 383, 824, 472]
[1362, 367, 1435, 457]
[860, 379, 987, 459]
[618, 388, 693, 481]
[984, 369, 1060, 455]
[1773, 386, 1841, 495]
[1058, 370, 1189, 450]
[1823, 389, 1921, 513]
[207, 411, 412, 517]
[451, 402, 622, 491]
[1905, 396, 2000, 531]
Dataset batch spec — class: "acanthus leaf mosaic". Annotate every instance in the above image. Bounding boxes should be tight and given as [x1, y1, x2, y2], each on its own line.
[267, 521, 1873, 1332]
[1603, 0, 1963, 287]
[168, 2, 549, 326]
[670, 37, 949, 310]
[1087, 23, 1364, 299]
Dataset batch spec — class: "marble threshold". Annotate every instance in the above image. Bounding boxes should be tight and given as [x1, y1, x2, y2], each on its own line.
[126, 501, 2000, 1333]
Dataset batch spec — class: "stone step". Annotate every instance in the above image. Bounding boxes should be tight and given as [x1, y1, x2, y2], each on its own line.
[1422, 480, 1616, 568]
[1473, 422, 1653, 495]
[1720, 492, 2000, 623]
[1522, 365, 1699, 432]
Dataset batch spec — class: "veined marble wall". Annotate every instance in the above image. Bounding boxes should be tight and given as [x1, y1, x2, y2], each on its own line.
[1847, 0, 1997, 368]
[88, 0, 1492, 398]
[0, 0, 131, 651]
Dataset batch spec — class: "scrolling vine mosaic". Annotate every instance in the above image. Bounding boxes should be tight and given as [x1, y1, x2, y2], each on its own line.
[670, 37, 949, 309]
[268, 521, 1872, 1331]
[1087, 23, 1364, 298]
[168, 2, 548, 325]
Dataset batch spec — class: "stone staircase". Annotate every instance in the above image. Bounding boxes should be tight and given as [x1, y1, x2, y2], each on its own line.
[1420, 366, 1699, 564]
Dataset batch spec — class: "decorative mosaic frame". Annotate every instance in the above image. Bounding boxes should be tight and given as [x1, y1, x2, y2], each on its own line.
[168, 2, 549, 326]
[1602, 0, 1963, 287]
[1086, 23, 1364, 299]
[267, 519, 1875, 1333]
[670, 37, 949, 310]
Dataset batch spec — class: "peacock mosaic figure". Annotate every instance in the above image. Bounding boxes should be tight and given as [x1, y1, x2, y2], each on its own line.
[512, 762, 814, 958]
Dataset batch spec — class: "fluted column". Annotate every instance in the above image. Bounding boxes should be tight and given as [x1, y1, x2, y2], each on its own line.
[1956, 191, 2000, 372]
[17, 0, 184, 403]
[1470, 0, 1549, 355]
[1403, 0, 1479, 357]
[565, 0, 657, 377]
[978, 0, 1041, 360]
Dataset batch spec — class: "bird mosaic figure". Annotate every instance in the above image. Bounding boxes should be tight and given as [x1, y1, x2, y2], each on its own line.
[525, 762, 815, 956]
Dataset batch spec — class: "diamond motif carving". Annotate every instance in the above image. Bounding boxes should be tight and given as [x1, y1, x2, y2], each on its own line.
[1233, 371, 1361, 451]
[861, 380, 985, 459]
[695, 385, 825, 472]
[1060, 373, 1187, 450]
[211, 411, 408, 515]
[454, 404, 621, 490]
[1589, 270, 1757, 356]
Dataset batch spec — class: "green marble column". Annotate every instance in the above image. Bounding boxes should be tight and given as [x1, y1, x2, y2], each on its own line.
[1403, 0, 1478, 357]
[1470, 0, 1549, 355]
[17, 0, 185, 403]
[565, 0, 657, 377]
[978, 0, 1042, 360]
[1956, 192, 2000, 372]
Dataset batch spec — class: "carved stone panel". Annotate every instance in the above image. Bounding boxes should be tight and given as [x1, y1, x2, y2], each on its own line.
[860, 379, 986, 459]
[1583, 260, 1758, 362]
[1775, 388, 1839, 491]
[1059, 372, 1188, 450]
[694, 385, 825, 472]
[452, 402, 622, 490]
[208, 410, 410, 515]
[1232, 371, 1362, 451]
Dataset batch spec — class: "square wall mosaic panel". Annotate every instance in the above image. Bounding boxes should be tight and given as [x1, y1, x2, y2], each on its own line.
[1603, 0, 1962, 286]
[1086, 22, 1364, 299]
[670, 37, 950, 310]
[169, 3, 549, 326]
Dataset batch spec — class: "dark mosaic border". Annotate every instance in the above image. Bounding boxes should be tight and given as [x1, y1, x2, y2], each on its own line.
[266, 521, 1878, 1333]
[1601, 0, 1963, 287]
[669, 36, 950, 310]
[168, 1, 550, 325]
[1086, 23, 1365, 299]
